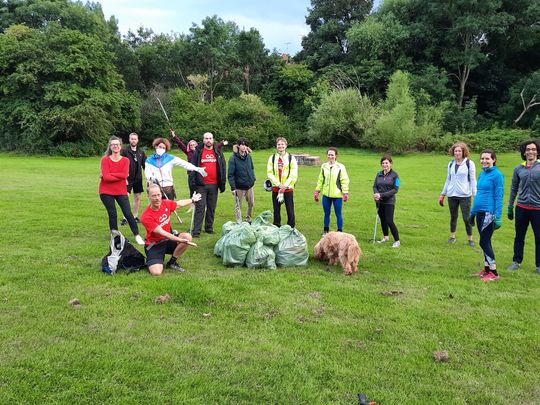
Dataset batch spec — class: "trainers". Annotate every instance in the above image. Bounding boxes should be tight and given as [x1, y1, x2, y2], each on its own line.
[476, 269, 489, 277]
[481, 272, 499, 282]
[135, 235, 145, 246]
[507, 262, 520, 271]
[120, 218, 127, 226]
[392, 241, 401, 248]
[467, 240, 475, 247]
[536, 266, 540, 276]
[135, 217, 140, 224]
[321, 232, 328, 238]
[377, 238, 388, 244]
[447, 237, 456, 244]
[166, 262, 186, 273]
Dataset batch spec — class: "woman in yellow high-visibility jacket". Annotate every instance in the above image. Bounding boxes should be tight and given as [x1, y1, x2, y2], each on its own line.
[314, 147, 350, 236]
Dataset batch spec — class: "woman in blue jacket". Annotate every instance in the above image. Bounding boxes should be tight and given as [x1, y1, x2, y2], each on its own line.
[469, 149, 504, 282]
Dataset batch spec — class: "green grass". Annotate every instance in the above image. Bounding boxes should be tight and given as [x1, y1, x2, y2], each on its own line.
[0, 149, 539, 404]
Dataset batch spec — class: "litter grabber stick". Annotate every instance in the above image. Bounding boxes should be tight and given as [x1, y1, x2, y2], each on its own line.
[189, 191, 197, 235]
[149, 177, 183, 225]
[156, 97, 172, 130]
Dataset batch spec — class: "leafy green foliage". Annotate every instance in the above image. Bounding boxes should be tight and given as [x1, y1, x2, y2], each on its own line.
[308, 88, 378, 146]
[436, 127, 532, 153]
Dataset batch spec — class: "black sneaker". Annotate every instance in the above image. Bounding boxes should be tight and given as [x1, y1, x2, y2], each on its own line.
[135, 217, 140, 224]
[166, 262, 186, 273]
[205, 230, 214, 234]
[120, 218, 127, 226]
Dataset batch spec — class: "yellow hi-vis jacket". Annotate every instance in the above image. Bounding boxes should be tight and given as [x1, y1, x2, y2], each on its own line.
[315, 161, 350, 198]
[267, 152, 298, 189]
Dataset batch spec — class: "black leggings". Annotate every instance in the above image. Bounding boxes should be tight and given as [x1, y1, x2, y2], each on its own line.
[378, 203, 399, 241]
[448, 196, 472, 235]
[476, 212, 496, 266]
[100, 194, 139, 236]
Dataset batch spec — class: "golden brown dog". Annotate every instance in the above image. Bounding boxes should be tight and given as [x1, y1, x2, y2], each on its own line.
[314, 232, 361, 275]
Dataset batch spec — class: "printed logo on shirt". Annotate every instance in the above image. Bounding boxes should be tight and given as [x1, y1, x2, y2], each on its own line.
[158, 213, 170, 227]
[201, 153, 217, 164]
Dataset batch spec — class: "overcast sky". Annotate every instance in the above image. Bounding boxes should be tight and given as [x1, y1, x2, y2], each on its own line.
[98, 1, 382, 55]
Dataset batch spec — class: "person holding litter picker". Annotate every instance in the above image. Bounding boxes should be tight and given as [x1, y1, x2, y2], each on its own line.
[314, 147, 350, 237]
[145, 137, 207, 200]
[373, 154, 401, 248]
[141, 184, 201, 275]
[228, 137, 256, 223]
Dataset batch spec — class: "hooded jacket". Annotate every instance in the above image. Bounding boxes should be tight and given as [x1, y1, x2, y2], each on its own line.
[471, 166, 504, 219]
[228, 152, 256, 191]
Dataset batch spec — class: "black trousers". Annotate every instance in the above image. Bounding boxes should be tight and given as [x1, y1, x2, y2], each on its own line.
[272, 191, 295, 228]
[100, 194, 139, 236]
[192, 184, 219, 235]
[448, 196, 472, 235]
[378, 203, 399, 241]
[513, 206, 540, 266]
[477, 212, 496, 266]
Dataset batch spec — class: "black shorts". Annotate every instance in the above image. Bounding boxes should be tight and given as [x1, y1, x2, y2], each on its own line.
[127, 179, 144, 194]
[145, 239, 178, 266]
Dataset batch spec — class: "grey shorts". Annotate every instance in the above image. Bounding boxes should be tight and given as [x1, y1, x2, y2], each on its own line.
[145, 239, 177, 266]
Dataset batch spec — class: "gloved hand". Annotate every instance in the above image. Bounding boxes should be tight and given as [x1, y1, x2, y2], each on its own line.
[469, 214, 476, 227]
[507, 206, 514, 220]
[169, 129, 176, 137]
[495, 217, 502, 230]
[197, 167, 208, 177]
[231, 190, 237, 197]
[314, 191, 319, 202]
[191, 192, 202, 203]
[439, 195, 445, 207]
[343, 193, 349, 202]
[277, 192, 284, 204]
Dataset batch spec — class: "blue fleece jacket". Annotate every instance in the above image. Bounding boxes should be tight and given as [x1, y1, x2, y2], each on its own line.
[471, 166, 504, 219]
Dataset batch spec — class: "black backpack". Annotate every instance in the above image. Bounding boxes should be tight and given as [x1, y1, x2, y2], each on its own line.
[101, 230, 146, 275]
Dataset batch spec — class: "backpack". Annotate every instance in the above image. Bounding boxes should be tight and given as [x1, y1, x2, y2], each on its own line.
[448, 159, 471, 182]
[101, 230, 146, 275]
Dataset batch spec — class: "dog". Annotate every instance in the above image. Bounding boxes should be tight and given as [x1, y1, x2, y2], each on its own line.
[314, 232, 362, 275]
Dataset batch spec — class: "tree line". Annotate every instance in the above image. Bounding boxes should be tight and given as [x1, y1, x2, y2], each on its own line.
[0, 0, 539, 156]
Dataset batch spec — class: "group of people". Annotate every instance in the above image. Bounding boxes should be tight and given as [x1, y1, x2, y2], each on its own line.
[98, 131, 540, 280]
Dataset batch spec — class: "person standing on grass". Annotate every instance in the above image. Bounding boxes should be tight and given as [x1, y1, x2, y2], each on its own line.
[228, 137, 256, 223]
[314, 147, 350, 237]
[141, 184, 201, 275]
[439, 142, 477, 246]
[189, 132, 227, 237]
[145, 138, 207, 201]
[373, 155, 401, 248]
[507, 139, 540, 275]
[99, 136, 144, 246]
[469, 149, 504, 282]
[267, 137, 298, 228]
[169, 129, 228, 196]
[120, 132, 146, 225]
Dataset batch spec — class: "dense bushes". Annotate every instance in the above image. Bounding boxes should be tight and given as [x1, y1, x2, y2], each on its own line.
[436, 127, 533, 154]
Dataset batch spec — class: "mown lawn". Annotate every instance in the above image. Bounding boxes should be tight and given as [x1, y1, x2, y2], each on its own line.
[0, 149, 538, 404]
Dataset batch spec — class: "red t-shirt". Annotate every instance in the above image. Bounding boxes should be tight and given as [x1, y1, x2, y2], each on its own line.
[271, 157, 293, 193]
[99, 156, 129, 195]
[200, 148, 218, 185]
[140, 200, 178, 245]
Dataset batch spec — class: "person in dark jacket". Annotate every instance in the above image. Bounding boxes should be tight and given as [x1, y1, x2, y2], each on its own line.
[373, 154, 401, 248]
[228, 137, 256, 223]
[507, 139, 540, 275]
[189, 132, 226, 237]
[120, 132, 147, 223]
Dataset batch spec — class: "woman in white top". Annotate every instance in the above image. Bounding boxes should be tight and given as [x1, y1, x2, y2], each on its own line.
[439, 142, 477, 246]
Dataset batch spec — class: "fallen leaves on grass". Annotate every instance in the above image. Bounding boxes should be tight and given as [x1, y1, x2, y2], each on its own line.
[308, 291, 321, 299]
[154, 294, 171, 304]
[381, 290, 404, 296]
[202, 313, 212, 318]
[433, 350, 449, 362]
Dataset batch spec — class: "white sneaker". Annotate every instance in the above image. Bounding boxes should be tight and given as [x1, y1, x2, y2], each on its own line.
[135, 235, 145, 246]
[376, 238, 388, 244]
[392, 241, 401, 248]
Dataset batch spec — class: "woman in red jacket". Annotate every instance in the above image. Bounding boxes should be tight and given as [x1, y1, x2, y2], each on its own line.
[99, 136, 144, 245]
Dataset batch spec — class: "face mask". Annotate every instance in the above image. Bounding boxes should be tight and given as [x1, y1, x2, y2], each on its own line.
[155, 148, 166, 156]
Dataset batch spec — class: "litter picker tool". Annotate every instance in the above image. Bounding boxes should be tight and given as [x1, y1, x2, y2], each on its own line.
[149, 177, 183, 225]
[156, 97, 172, 130]
[369, 203, 379, 243]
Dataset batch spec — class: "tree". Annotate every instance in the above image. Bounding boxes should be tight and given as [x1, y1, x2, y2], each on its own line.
[237, 28, 268, 94]
[298, 0, 373, 70]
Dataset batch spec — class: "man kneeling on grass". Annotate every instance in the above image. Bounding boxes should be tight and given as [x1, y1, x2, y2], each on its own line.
[141, 184, 201, 275]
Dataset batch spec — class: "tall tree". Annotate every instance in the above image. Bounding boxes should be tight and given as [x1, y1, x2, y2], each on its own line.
[298, 0, 373, 70]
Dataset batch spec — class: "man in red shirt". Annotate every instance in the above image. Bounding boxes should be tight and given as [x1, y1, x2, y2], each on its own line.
[141, 184, 201, 275]
[189, 132, 227, 237]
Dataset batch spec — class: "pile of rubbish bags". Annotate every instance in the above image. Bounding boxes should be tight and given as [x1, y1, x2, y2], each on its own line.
[214, 211, 309, 269]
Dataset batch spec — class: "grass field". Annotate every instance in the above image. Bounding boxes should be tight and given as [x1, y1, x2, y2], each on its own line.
[0, 148, 539, 404]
